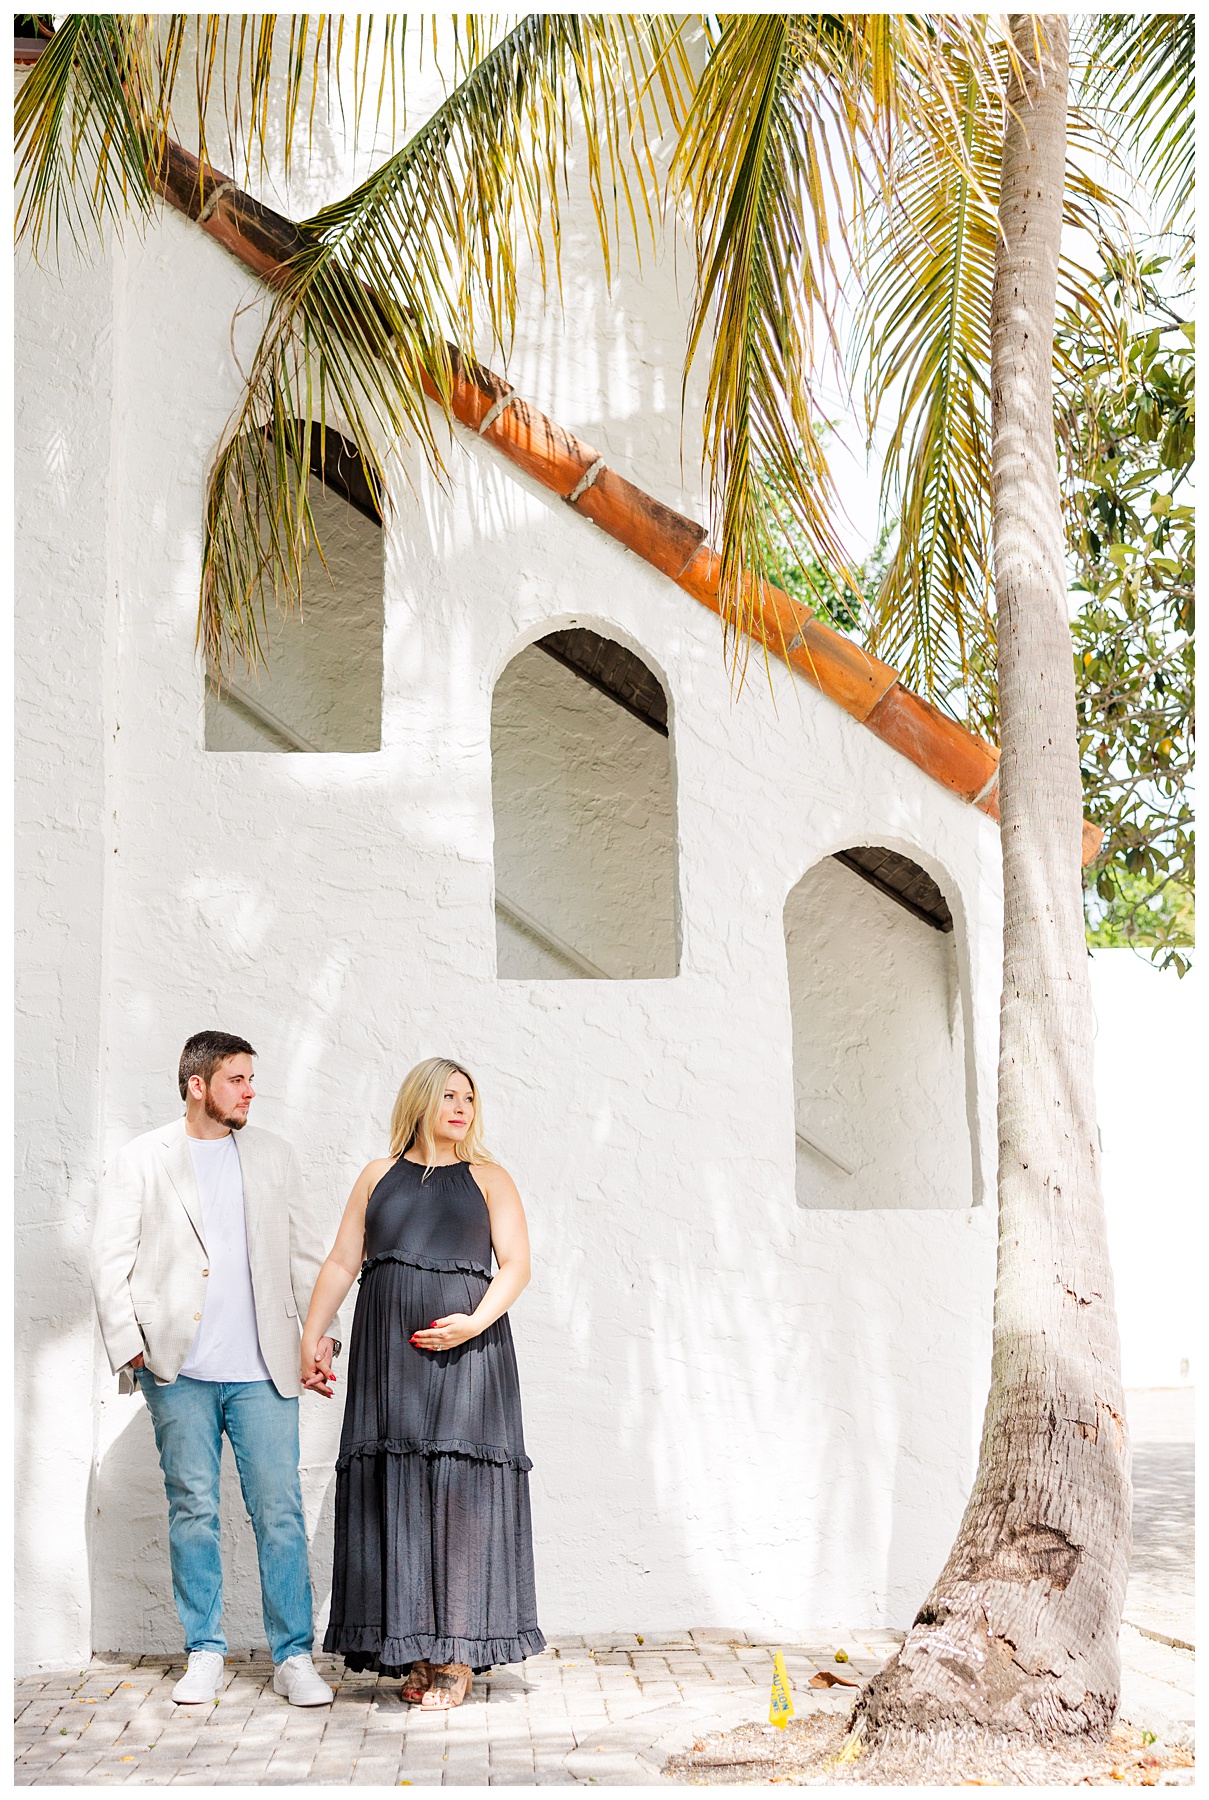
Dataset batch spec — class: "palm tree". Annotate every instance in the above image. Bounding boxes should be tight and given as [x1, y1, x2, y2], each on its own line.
[15, 10, 1192, 1744]
[855, 16, 1129, 1738]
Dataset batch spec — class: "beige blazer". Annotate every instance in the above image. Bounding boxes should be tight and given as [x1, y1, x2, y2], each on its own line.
[90, 1118, 342, 1399]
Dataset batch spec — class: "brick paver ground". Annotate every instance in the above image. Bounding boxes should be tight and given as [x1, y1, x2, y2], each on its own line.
[14, 1619, 1194, 1787]
[13, 1632, 895, 1787]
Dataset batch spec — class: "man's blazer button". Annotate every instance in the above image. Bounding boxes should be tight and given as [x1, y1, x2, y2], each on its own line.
[194, 1312, 202, 1321]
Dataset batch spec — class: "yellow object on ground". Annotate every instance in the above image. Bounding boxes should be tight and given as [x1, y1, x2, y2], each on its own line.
[769, 1650, 795, 1729]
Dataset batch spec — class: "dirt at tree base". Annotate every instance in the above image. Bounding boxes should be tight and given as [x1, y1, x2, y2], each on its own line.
[664, 1713, 1195, 1786]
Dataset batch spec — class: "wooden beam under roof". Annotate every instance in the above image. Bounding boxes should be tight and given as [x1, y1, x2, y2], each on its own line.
[833, 847, 954, 933]
[536, 629, 669, 735]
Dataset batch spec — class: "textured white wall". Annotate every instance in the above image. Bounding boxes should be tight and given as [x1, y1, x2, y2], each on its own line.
[16, 124, 1006, 1669]
[786, 858, 972, 1209]
[15, 236, 118, 1672]
[205, 480, 384, 752]
[492, 646, 677, 980]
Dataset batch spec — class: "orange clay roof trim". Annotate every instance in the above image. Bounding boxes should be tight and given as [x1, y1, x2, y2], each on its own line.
[152, 141, 1101, 867]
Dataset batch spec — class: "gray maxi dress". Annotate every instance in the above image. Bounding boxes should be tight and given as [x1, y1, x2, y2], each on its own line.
[324, 1155, 545, 1674]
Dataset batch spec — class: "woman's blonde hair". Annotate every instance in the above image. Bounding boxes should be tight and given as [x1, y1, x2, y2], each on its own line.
[389, 1057, 495, 1167]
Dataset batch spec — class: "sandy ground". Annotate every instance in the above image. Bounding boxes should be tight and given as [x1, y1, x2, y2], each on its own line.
[667, 1714, 1194, 1787]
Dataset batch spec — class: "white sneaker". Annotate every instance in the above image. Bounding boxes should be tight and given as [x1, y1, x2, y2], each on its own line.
[273, 1653, 334, 1706]
[172, 1650, 225, 1703]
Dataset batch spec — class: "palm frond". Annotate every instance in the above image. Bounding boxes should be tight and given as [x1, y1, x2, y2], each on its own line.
[15, 14, 183, 254]
[669, 12, 1017, 678]
[1080, 14, 1194, 236]
[854, 66, 999, 727]
[201, 14, 683, 672]
[855, 48, 1134, 733]
[192, 13, 403, 184]
[15, 13, 407, 254]
[671, 14, 859, 673]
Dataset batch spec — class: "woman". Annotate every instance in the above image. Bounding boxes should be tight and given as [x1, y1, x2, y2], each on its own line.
[301, 1057, 544, 1709]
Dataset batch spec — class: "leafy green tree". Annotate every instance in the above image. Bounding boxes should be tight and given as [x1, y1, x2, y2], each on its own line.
[1058, 260, 1194, 971]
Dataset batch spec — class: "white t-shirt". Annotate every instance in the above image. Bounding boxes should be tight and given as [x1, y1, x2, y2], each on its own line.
[179, 1133, 273, 1384]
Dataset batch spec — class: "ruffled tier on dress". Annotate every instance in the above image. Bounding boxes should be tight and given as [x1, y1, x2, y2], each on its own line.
[324, 1247, 545, 1674]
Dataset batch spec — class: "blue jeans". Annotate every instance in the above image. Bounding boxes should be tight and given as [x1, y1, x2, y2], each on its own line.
[137, 1371, 314, 1663]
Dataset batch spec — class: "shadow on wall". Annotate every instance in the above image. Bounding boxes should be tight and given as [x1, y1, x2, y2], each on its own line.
[803, 1219, 986, 1624]
[784, 851, 973, 1210]
[205, 428, 384, 756]
[89, 1393, 341, 1655]
[523, 1148, 991, 1634]
[492, 629, 678, 980]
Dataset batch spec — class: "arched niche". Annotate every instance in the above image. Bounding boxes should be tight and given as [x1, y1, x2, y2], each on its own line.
[784, 846, 972, 1208]
[204, 425, 383, 752]
[492, 626, 678, 979]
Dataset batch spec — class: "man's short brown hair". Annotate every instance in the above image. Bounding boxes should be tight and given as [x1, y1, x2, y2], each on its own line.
[178, 1031, 257, 1101]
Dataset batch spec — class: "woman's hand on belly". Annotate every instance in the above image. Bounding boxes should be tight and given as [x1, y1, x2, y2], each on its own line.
[410, 1313, 477, 1352]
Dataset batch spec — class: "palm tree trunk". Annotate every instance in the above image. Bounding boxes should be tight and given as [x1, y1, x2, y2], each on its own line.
[853, 16, 1131, 1743]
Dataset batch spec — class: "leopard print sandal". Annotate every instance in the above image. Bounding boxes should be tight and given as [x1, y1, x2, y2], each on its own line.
[420, 1663, 472, 1709]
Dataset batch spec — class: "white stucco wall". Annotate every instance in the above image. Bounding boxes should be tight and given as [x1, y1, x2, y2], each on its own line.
[492, 646, 677, 980]
[16, 231, 120, 1672]
[15, 97, 1007, 1670]
[786, 858, 972, 1209]
[205, 480, 384, 753]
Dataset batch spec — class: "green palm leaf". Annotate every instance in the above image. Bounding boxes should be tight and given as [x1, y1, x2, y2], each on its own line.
[1081, 14, 1194, 238]
[669, 13, 1015, 677]
[855, 45, 1130, 734]
[16, 14, 406, 254]
[671, 14, 856, 671]
[855, 67, 1000, 726]
[201, 14, 683, 673]
[15, 14, 182, 254]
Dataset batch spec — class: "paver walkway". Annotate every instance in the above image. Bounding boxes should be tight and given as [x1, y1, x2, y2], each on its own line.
[15, 1389, 1192, 1786]
[1124, 1387, 1195, 1651]
[13, 1633, 895, 1787]
[14, 1619, 1193, 1788]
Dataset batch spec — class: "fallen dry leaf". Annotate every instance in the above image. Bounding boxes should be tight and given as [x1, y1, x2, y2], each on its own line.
[809, 1669, 860, 1689]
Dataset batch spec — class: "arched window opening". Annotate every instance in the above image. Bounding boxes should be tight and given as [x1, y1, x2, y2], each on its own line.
[492, 627, 678, 979]
[204, 426, 383, 752]
[784, 847, 971, 1208]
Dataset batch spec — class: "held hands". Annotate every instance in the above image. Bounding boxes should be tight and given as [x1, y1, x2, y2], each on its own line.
[410, 1314, 476, 1353]
[301, 1335, 338, 1398]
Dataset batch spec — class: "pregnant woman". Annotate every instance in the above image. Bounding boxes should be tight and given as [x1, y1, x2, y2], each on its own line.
[301, 1057, 544, 1709]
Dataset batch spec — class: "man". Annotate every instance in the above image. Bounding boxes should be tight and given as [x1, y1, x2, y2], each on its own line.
[91, 1031, 342, 1706]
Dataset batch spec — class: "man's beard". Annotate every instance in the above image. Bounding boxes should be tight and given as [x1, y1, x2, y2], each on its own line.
[204, 1086, 247, 1131]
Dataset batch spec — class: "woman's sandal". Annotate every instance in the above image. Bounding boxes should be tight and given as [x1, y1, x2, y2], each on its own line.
[400, 1661, 435, 1704]
[420, 1663, 472, 1709]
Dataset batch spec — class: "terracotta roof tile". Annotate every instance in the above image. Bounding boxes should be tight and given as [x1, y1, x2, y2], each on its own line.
[865, 685, 1001, 806]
